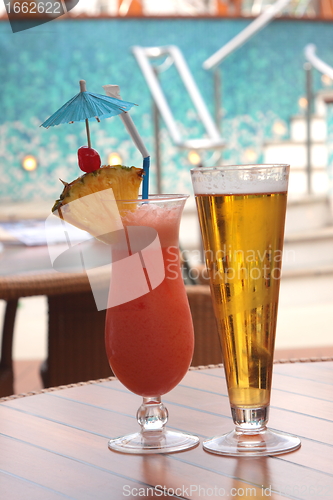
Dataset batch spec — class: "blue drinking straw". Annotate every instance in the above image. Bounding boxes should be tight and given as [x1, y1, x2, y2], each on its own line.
[142, 156, 150, 199]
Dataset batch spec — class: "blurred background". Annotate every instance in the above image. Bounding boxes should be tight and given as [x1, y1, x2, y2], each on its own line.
[0, 0, 332, 393]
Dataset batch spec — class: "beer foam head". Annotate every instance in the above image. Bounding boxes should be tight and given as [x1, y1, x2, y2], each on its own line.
[191, 165, 289, 195]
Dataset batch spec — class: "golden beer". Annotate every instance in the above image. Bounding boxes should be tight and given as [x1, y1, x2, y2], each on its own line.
[192, 165, 301, 456]
[196, 192, 287, 408]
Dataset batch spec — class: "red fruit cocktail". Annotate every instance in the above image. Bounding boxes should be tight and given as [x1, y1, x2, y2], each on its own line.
[105, 194, 199, 454]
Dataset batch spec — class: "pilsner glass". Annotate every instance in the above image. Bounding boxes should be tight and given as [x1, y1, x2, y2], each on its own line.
[105, 194, 199, 454]
[191, 164, 301, 456]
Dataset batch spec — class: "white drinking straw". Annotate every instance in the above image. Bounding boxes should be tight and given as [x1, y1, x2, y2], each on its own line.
[103, 85, 150, 198]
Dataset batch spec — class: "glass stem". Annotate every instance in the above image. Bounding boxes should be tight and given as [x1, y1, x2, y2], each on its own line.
[232, 406, 269, 434]
[136, 396, 168, 434]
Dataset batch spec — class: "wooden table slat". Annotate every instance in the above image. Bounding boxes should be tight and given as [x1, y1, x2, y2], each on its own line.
[0, 471, 72, 500]
[1, 362, 333, 500]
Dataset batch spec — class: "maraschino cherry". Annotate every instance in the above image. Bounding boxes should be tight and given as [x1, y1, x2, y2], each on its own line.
[78, 146, 101, 173]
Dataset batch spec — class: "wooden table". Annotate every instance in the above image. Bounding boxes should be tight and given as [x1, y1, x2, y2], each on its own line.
[1, 360, 333, 499]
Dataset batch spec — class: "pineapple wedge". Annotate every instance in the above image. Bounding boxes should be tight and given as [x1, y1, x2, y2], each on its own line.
[52, 165, 144, 240]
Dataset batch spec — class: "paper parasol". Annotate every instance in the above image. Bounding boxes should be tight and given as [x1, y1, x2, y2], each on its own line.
[41, 80, 136, 149]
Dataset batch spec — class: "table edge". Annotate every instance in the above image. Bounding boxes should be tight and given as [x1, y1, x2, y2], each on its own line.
[1, 356, 333, 403]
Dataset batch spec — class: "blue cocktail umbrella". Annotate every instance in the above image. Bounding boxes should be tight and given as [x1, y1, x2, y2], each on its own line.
[41, 80, 136, 149]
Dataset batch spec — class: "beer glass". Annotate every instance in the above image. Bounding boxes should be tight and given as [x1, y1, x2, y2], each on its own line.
[191, 164, 301, 456]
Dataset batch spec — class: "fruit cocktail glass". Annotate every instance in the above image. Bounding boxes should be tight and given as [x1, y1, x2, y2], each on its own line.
[105, 194, 199, 453]
[191, 164, 301, 456]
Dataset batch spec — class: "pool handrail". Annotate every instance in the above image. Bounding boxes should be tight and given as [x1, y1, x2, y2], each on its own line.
[203, 0, 292, 70]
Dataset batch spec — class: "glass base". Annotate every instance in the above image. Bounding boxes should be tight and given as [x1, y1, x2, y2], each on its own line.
[203, 427, 301, 457]
[108, 429, 200, 454]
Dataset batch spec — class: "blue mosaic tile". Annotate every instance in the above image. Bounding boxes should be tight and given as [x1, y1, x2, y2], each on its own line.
[0, 18, 332, 202]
